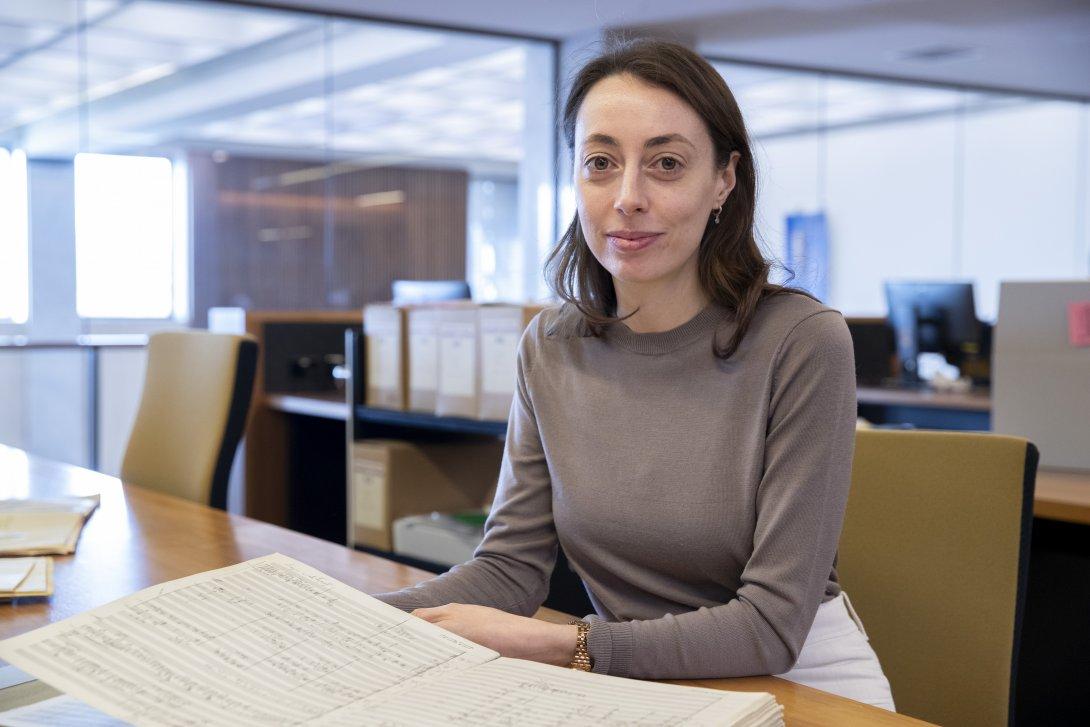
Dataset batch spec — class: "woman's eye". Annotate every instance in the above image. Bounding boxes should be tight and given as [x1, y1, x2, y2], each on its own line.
[657, 157, 681, 172]
[589, 156, 610, 171]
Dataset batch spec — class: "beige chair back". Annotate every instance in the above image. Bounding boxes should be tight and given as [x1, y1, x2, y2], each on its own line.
[121, 331, 258, 509]
[839, 429, 1037, 727]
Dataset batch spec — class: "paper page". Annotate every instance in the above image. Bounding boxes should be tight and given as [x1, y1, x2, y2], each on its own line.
[0, 557, 35, 591]
[0, 512, 85, 555]
[313, 657, 782, 726]
[0, 695, 129, 727]
[351, 458, 387, 530]
[0, 494, 100, 517]
[0, 554, 497, 727]
[14, 557, 52, 596]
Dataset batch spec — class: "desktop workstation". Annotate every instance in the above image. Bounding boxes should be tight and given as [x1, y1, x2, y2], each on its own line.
[851, 281, 993, 431]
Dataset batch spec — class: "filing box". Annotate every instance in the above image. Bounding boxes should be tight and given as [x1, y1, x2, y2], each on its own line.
[407, 307, 441, 413]
[477, 304, 547, 420]
[435, 304, 480, 418]
[363, 304, 408, 409]
[350, 438, 503, 551]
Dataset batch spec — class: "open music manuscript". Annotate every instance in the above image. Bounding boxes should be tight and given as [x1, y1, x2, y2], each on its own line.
[0, 554, 782, 726]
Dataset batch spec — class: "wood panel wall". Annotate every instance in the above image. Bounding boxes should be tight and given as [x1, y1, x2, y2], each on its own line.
[189, 152, 468, 326]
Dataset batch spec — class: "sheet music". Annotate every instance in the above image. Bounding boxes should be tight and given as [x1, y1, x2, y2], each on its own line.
[0, 554, 497, 727]
[314, 658, 781, 726]
[0, 695, 129, 727]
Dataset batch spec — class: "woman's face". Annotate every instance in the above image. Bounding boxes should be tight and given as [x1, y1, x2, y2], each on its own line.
[574, 73, 738, 290]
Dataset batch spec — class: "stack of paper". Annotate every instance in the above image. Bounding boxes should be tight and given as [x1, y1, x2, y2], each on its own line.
[0, 554, 783, 727]
[0, 557, 53, 599]
[0, 495, 99, 556]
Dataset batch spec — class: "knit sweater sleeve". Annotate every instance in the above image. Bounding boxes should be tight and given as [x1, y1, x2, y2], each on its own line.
[372, 315, 558, 615]
[586, 310, 858, 678]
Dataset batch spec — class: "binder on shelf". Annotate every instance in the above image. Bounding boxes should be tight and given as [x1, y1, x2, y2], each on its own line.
[407, 306, 441, 413]
[435, 304, 480, 419]
[363, 303, 409, 410]
[478, 304, 546, 421]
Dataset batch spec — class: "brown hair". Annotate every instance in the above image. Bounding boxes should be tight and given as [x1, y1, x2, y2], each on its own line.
[545, 38, 802, 359]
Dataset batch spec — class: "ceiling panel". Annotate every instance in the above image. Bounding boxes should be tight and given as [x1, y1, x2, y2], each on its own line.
[97, 1, 301, 46]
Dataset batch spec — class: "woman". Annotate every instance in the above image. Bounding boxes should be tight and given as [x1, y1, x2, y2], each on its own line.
[376, 39, 894, 710]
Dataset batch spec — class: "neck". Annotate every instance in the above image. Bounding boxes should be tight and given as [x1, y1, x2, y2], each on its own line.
[614, 272, 709, 334]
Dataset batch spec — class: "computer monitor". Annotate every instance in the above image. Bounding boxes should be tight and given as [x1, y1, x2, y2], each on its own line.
[884, 281, 982, 384]
[391, 280, 471, 305]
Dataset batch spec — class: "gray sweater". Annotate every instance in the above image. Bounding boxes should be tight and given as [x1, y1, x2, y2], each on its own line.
[375, 293, 858, 680]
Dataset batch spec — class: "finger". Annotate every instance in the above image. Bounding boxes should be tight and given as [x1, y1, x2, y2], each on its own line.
[412, 607, 448, 622]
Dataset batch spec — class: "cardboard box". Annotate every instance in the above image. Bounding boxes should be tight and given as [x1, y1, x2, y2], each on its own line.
[477, 304, 546, 420]
[435, 304, 480, 418]
[350, 438, 503, 551]
[407, 307, 441, 413]
[363, 303, 408, 410]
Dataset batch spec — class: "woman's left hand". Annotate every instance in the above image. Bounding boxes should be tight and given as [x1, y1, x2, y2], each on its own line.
[412, 603, 579, 667]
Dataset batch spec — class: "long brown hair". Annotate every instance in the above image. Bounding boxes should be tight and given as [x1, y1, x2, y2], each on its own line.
[545, 39, 801, 359]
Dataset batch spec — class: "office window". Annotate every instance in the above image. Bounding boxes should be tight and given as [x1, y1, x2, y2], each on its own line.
[4, 0, 556, 326]
[74, 153, 175, 319]
[0, 148, 30, 324]
[711, 59, 1089, 319]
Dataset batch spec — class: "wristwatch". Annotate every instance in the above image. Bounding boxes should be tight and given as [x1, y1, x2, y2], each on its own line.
[568, 620, 592, 671]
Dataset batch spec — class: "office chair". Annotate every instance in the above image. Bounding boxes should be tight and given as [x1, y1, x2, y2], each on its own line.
[838, 428, 1038, 727]
[121, 331, 258, 510]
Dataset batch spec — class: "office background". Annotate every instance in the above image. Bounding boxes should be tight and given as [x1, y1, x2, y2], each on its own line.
[0, 0, 1088, 472]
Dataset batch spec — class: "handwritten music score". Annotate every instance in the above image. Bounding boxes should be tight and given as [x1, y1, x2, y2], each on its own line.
[0, 554, 781, 727]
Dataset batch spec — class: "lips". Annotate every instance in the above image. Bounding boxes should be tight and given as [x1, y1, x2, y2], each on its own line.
[606, 231, 663, 253]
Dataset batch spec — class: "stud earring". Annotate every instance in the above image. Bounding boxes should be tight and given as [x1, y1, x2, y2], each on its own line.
[713, 205, 722, 225]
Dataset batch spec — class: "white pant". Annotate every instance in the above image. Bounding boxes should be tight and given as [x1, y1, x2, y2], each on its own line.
[777, 592, 896, 711]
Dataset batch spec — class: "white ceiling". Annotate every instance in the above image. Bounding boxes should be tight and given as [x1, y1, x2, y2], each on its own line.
[0, 0, 1084, 166]
[0, 1, 533, 168]
[267, 0, 1090, 100]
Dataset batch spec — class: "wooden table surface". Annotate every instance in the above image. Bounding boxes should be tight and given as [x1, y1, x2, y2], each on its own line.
[856, 385, 992, 412]
[0, 444, 928, 726]
[1033, 467, 1090, 526]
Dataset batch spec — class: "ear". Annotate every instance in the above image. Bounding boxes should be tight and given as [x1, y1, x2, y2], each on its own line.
[714, 151, 742, 207]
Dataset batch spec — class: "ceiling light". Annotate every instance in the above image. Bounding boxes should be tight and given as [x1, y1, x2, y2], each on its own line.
[355, 190, 404, 208]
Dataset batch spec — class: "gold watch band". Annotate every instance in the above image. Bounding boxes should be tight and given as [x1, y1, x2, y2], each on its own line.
[568, 620, 592, 671]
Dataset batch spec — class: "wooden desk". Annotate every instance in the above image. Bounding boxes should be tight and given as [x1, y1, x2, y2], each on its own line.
[0, 445, 926, 726]
[856, 385, 991, 431]
[1033, 468, 1090, 526]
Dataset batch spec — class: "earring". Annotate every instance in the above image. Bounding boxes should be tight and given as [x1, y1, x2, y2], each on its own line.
[713, 205, 722, 225]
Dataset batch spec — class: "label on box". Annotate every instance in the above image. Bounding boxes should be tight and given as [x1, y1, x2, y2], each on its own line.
[1068, 300, 1090, 348]
[364, 312, 397, 337]
[409, 333, 438, 391]
[352, 459, 387, 530]
[481, 332, 520, 395]
[367, 335, 399, 390]
[439, 331, 476, 398]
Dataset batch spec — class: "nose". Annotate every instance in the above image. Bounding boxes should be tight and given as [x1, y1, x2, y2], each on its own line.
[613, 166, 647, 216]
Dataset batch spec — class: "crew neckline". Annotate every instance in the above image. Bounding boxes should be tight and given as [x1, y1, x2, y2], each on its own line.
[606, 302, 727, 355]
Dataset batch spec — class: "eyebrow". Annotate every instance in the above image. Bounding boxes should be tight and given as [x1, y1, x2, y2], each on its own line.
[583, 133, 696, 150]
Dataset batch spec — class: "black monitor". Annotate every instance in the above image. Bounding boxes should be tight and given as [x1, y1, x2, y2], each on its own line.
[885, 281, 982, 384]
[391, 280, 471, 305]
